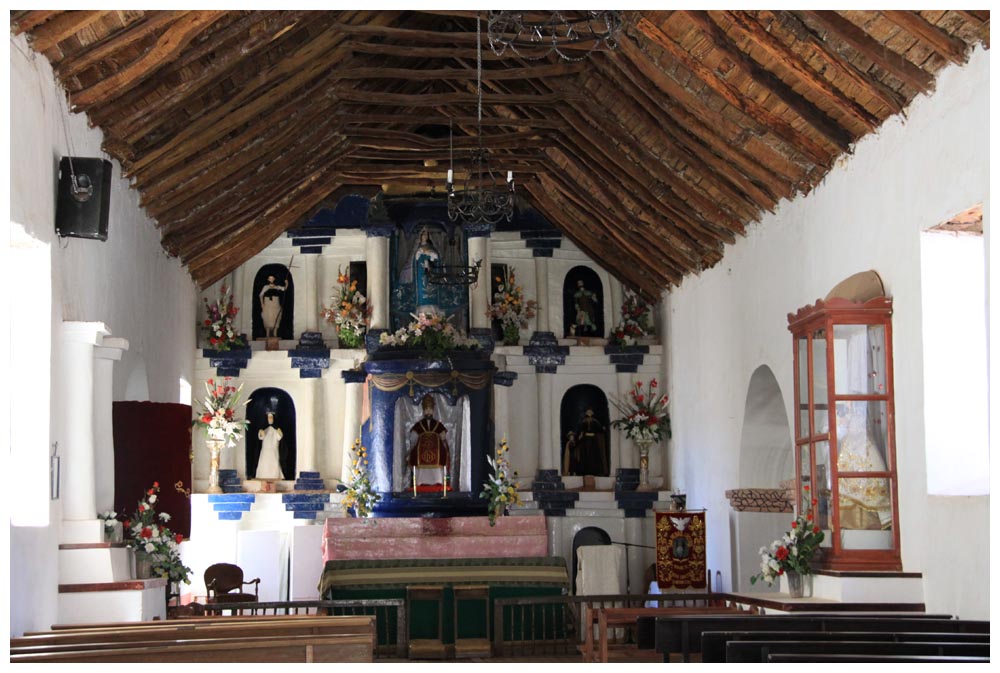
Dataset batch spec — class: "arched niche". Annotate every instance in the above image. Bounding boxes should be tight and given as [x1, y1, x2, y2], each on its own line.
[251, 264, 295, 340]
[246, 387, 297, 480]
[738, 365, 794, 487]
[730, 365, 793, 592]
[571, 526, 611, 595]
[560, 384, 611, 477]
[389, 220, 469, 332]
[562, 266, 604, 338]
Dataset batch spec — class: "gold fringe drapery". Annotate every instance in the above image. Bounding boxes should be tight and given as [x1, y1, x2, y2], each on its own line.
[369, 370, 492, 398]
[365, 370, 493, 433]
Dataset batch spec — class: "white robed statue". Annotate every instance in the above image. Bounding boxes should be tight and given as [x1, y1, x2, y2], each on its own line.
[256, 411, 284, 480]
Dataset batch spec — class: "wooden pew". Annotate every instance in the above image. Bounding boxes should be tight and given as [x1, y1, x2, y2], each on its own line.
[653, 614, 990, 662]
[702, 630, 991, 663]
[581, 605, 743, 663]
[768, 653, 990, 664]
[10, 633, 374, 663]
[726, 639, 990, 663]
[12, 615, 376, 650]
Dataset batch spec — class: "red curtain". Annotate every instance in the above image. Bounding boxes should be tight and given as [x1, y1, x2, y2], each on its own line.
[113, 401, 193, 538]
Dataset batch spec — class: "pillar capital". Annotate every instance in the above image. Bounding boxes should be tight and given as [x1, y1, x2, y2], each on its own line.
[62, 321, 110, 345]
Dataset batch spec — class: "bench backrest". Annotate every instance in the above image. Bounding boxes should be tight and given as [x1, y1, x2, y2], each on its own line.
[10, 633, 374, 663]
[12, 616, 375, 650]
[768, 653, 990, 663]
[702, 630, 991, 663]
[654, 615, 989, 661]
[726, 639, 990, 663]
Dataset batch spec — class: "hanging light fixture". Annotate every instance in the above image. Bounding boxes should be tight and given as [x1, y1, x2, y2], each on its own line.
[487, 10, 623, 61]
[446, 12, 515, 228]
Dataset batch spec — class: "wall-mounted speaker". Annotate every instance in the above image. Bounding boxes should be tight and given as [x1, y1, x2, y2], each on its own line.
[55, 156, 113, 241]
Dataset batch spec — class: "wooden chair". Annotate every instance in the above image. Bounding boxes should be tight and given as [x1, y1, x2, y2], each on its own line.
[204, 563, 260, 604]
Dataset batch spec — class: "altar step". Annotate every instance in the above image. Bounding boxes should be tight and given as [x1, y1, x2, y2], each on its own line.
[208, 492, 341, 522]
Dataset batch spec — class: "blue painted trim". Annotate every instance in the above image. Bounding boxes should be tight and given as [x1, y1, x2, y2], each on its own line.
[342, 370, 367, 384]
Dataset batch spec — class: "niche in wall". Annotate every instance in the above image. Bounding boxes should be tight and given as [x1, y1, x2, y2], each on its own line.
[562, 266, 604, 338]
[559, 384, 610, 477]
[246, 388, 297, 480]
[252, 264, 295, 340]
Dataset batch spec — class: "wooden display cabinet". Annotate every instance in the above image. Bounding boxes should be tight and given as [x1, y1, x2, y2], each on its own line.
[788, 296, 901, 571]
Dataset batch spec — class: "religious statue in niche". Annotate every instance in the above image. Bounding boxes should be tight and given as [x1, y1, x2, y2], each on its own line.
[411, 227, 441, 314]
[564, 408, 609, 476]
[407, 394, 451, 494]
[836, 401, 892, 530]
[573, 279, 599, 336]
[255, 411, 285, 480]
[390, 224, 469, 333]
[259, 274, 290, 338]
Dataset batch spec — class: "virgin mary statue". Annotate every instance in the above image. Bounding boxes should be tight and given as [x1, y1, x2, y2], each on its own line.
[399, 227, 441, 315]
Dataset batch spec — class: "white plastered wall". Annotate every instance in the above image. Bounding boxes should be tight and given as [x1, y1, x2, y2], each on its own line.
[662, 48, 989, 618]
[9, 35, 198, 636]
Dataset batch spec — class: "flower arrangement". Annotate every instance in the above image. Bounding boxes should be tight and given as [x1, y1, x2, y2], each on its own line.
[486, 269, 538, 345]
[321, 267, 371, 349]
[192, 377, 249, 447]
[609, 288, 653, 347]
[202, 284, 246, 351]
[342, 438, 380, 520]
[750, 488, 825, 586]
[480, 438, 521, 526]
[611, 378, 671, 442]
[125, 482, 192, 585]
[378, 312, 480, 356]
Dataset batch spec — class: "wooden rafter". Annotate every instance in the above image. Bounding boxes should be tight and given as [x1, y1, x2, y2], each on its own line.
[10, 9, 983, 290]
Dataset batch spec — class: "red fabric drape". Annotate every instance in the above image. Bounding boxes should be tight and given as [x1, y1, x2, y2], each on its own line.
[112, 401, 193, 538]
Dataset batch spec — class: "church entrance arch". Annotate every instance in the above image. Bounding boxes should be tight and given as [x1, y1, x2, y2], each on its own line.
[246, 388, 296, 480]
[730, 365, 793, 591]
[571, 526, 611, 594]
[560, 385, 610, 477]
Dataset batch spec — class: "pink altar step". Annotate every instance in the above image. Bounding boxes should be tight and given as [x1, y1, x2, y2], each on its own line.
[323, 516, 548, 562]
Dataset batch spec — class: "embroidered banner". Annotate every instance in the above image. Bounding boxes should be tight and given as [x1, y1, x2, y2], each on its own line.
[655, 510, 706, 589]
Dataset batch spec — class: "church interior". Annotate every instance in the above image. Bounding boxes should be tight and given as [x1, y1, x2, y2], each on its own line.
[8, 9, 991, 663]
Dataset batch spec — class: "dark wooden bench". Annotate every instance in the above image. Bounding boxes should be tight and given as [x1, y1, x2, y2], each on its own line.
[726, 639, 990, 663]
[653, 614, 990, 662]
[702, 630, 991, 663]
[768, 653, 990, 663]
[581, 605, 744, 663]
[10, 633, 375, 663]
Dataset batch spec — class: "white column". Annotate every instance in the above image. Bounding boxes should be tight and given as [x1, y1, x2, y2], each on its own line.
[468, 236, 490, 330]
[341, 379, 364, 482]
[296, 381, 317, 475]
[616, 372, 635, 470]
[609, 275, 623, 332]
[93, 336, 129, 514]
[366, 235, 390, 330]
[303, 254, 319, 333]
[60, 322, 109, 541]
[537, 373, 556, 469]
[231, 267, 246, 339]
[534, 256, 550, 335]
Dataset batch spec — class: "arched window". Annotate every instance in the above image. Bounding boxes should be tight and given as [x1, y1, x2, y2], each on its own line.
[788, 271, 900, 571]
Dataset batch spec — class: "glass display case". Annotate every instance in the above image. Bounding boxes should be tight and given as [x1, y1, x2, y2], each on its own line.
[788, 295, 900, 570]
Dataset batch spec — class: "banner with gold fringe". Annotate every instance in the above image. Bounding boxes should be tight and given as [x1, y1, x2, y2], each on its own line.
[655, 510, 706, 589]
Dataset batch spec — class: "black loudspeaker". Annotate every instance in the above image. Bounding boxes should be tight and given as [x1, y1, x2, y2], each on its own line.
[55, 156, 113, 241]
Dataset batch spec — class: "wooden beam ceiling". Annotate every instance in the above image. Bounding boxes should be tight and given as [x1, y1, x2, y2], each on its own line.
[9, 9, 987, 291]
